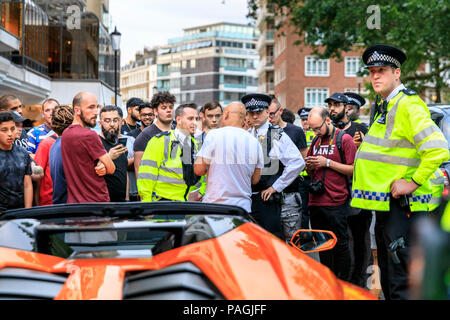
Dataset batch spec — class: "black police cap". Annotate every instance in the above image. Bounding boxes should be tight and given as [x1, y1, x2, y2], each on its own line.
[344, 92, 366, 108]
[298, 108, 311, 119]
[362, 44, 406, 69]
[241, 93, 272, 112]
[324, 93, 349, 104]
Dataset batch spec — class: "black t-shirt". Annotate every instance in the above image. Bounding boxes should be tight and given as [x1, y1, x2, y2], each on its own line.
[344, 121, 369, 138]
[133, 123, 164, 152]
[282, 122, 307, 150]
[121, 122, 139, 136]
[128, 127, 142, 139]
[100, 137, 128, 202]
[14, 129, 28, 149]
[0, 144, 32, 210]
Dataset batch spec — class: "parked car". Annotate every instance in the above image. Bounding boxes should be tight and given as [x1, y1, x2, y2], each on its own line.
[0, 202, 376, 300]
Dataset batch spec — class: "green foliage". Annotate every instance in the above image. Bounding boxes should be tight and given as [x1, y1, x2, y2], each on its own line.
[248, 0, 450, 102]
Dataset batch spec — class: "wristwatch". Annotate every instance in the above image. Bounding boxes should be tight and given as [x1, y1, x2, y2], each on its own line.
[326, 159, 331, 167]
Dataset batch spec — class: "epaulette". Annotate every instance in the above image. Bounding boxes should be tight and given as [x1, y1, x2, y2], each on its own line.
[155, 131, 170, 138]
[401, 88, 417, 96]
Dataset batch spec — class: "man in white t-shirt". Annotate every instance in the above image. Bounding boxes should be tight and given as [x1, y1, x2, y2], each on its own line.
[194, 102, 264, 212]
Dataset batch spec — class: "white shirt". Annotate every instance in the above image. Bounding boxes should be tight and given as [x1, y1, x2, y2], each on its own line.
[385, 83, 406, 102]
[248, 121, 305, 192]
[197, 126, 264, 212]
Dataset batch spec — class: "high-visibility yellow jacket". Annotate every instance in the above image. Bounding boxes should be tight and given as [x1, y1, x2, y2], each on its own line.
[351, 89, 449, 212]
[428, 168, 445, 212]
[137, 130, 199, 202]
[442, 200, 450, 232]
[300, 130, 315, 177]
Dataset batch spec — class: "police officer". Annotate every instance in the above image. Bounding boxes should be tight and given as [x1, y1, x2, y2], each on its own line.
[351, 44, 450, 299]
[298, 107, 314, 229]
[137, 103, 201, 202]
[345, 92, 367, 126]
[242, 93, 305, 239]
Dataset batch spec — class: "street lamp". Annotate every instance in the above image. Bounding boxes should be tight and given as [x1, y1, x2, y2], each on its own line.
[111, 26, 121, 106]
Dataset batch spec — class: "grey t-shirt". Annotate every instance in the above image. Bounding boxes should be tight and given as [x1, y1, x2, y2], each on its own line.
[0, 145, 32, 210]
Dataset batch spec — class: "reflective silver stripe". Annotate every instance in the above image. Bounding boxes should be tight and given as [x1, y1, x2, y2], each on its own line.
[137, 172, 185, 184]
[384, 94, 406, 139]
[430, 176, 445, 185]
[163, 135, 170, 161]
[137, 172, 158, 180]
[417, 140, 448, 152]
[160, 165, 183, 175]
[434, 170, 442, 179]
[364, 135, 415, 149]
[357, 151, 421, 167]
[429, 197, 442, 205]
[140, 160, 158, 167]
[413, 126, 441, 145]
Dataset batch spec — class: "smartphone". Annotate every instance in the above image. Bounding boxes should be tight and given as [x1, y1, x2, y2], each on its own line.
[118, 138, 128, 147]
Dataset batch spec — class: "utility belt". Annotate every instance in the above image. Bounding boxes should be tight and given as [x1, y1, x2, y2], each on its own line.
[283, 176, 303, 193]
[251, 192, 283, 204]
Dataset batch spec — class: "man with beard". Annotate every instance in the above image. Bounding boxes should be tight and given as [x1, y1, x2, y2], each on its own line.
[326, 92, 372, 288]
[61, 92, 115, 203]
[121, 97, 143, 135]
[99, 105, 129, 202]
[306, 107, 356, 281]
[134, 92, 175, 176]
[128, 102, 155, 139]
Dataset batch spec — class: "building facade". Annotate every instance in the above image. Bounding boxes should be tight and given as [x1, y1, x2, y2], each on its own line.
[156, 22, 259, 107]
[120, 47, 158, 104]
[255, 1, 368, 115]
[0, 0, 121, 120]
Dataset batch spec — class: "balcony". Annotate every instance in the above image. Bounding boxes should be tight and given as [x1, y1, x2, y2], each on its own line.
[256, 29, 275, 52]
[0, 28, 20, 52]
[224, 66, 247, 72]
[224, 83, 246, 89]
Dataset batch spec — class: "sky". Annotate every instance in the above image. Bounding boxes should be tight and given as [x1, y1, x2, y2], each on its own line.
[109, 0, 252, 66]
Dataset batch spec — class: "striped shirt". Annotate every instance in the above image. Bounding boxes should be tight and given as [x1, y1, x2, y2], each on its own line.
[27, 123, 54, 154]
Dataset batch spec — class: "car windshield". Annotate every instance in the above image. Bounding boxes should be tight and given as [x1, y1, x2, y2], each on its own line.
[0, 204, 250, 259]
[441, 116, 450, 149]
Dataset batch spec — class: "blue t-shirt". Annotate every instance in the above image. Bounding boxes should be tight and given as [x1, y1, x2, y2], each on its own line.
[49, 138, 67, 204]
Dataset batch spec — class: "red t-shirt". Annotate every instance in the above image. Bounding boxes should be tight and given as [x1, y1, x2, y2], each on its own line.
[307, 129, 357, 206]
[61, 125, 110, 203]
[34, 135, 57, 206]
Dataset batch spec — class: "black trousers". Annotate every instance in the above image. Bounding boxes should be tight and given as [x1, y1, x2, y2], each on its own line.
[348, 209, 373, 288]
[375, 198, 422, 300]
[251, 194, 283, 239]
[310, 204, 351, 281]
[298, 176, 311, 229]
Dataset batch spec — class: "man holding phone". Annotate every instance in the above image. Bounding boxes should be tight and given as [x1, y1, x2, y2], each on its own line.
[99, 105, 129, 202]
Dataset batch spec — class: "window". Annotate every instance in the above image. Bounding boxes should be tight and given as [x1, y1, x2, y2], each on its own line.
[181, 77, 186, 86]
[182, 60, 187, 69]
[305, 57, 329, 76]
[275, 61, 286, 85]
[305, 88, 329, 108]
[190, 76, 196, 85]
[274, 35, 286, 58]
[190, 59, 196, 69]
[345, 57, 361, 77]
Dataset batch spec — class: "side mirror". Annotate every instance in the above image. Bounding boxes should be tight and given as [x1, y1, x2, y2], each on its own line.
[290, 229, 337, 253]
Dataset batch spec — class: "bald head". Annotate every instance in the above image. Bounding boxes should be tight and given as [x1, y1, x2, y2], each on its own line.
[308, 107, 332, 137]
[222, 102, 247, 128]
[72, 92, 99, 128]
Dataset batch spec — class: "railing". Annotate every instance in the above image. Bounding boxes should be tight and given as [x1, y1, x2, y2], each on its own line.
[224, 66, 247, 72]
[224, 83, 246, 89]
[10, 53, 48, 75]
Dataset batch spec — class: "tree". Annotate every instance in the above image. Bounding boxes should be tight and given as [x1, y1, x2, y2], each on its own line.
[248, 0, 450, 102]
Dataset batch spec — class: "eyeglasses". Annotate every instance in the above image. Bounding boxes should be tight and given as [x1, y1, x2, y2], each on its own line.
[141, 113, 154, 118]
[311, 119, 326, 132]
[102, 118, 121, 124]
[327, 102, 344, 109]
[268, 106, 281, 117]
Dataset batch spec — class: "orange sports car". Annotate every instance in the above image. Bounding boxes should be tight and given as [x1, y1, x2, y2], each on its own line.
[0, 202, 376, 300]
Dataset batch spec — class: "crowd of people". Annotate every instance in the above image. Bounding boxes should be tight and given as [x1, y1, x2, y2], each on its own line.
[0, 44, 448, 300]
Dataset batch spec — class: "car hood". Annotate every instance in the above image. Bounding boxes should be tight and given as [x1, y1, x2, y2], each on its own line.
[0, 222, 376, 300]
